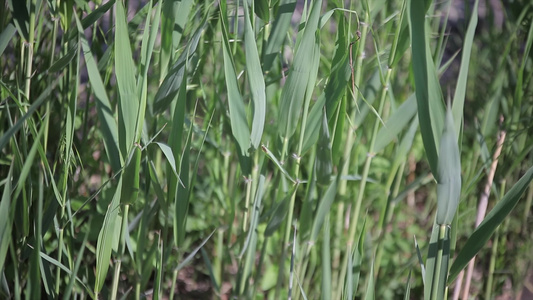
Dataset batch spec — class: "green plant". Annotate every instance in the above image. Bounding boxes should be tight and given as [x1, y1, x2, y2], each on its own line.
[1, 0, 532, 299]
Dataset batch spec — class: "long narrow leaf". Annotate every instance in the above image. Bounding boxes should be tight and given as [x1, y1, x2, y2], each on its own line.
[94, 181, 122, 293]
[277, 0, 322, 140]
[448, 165, 533, 282]
[115, 0, 139, 155]
[451, 0, 479, 137]
[243, 1, 266, 150]
[409, 0, 444, 177]
[0, 80, 56, 152]
[262, 0, 297, 71]
[220, 8, 251, 170]
[74, 13, 121, 171]
[0, 164, 14, 273]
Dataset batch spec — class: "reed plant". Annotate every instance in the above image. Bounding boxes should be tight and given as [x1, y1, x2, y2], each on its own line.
[1, 0, 532, 299]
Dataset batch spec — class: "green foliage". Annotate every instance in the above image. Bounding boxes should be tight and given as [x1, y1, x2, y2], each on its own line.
[0, 0, 532, 299]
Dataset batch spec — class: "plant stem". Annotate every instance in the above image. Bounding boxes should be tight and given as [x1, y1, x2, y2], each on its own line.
[430, 224, 446, 300]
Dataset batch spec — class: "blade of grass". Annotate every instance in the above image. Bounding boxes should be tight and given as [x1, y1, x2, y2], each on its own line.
[220, 4, 251, 173]
[153, 235, 163, 299]
[264, 185, 298, 236]
[262, 0, 297, 72]
[364, 261, 375, 300]
[310, 178, 338, 243]
[408, 0, 444, 177]
[0, 79, 56, 152]
[0, 24, 16, 57]
[260, 144, 297, 184]
[451, 0, 479, 137]
[94, 180, 122, 295]
[0, 164, 14, 273]
[316, 110, 333, 185]
[374, 93, 417, 152]
[448, 165, 533, 282]
[175, 229, 217, 272]
[152, 6, 205, 115]
[159, 0, 193, 80]
[31, 248, 94, 297]
[63, 223, 90, 300]
[243, 1, 266, 150]
[115, 0, 139, 156]
[174, 124, 191, 247]
[436, 104, 461, 225]
[277, 0, 322, 141]
[74, 12, 121, 172]
[136, 0, 160, 141]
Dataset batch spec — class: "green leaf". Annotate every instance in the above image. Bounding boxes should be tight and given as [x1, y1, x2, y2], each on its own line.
[174, 123, 191, 247]
[220, 7, 251, 168]
[364, 261, 375, 300]
[244, 2, 266, 150]
[374, 93, 417, 152]
[261, 144, 297, 184]
[152, 19, 203, 115]
[403, 270, 412, 300]
[409, 0, 444, 178]
[0, 23, 16, 57]
[0, 80, 55, 153]
[389, 0, 409, 68]
[316, 110, 333, 186]
[156, 142, 179, 177]
[160, 0, 193, 80]
[324, 14, 350, 121]
[264, 186, 297, 237]
[175, 229, 217, 272]
[277, 0, 322, 140]
[0, 164, 14, 273]
[115, 0, 139, 155]
[49, 40, 78, 73]
[120, 145, 142, 205]
[74, 12, 121, 172]
[436, 105, 461, 225]
[7, 0, 29, 41]
[302, 94, 325, 154]
[38, 251, 93, 297]
[448, 165, 533, 282]
[451, 0, 479, 138]
[95, 181, 122, 293]
[63, 226, 90, 300]
[262, 0, 296, 71]
[310, 178, 337, 242]
[136, 0, 161, 141]
[254, 0, 270, 21]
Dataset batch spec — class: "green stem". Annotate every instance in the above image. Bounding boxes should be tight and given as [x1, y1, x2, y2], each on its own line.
[335, 11, 370, 298]
[430, 224, 446, 300]
[23, 0, 37, 103]
[169, 269, 178, 300]
[374, 160, 406, 279]
[339, 65, 391, 294]
[276, 27, 319, 292]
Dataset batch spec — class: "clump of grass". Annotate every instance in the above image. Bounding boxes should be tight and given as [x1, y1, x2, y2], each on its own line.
[0, 0, 532, 299]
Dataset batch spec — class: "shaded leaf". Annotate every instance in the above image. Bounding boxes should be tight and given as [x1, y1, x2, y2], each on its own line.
[448, 165, 533, 282]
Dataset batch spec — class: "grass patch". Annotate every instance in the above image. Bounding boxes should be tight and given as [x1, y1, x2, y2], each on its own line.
[1, 0, 532, 299]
